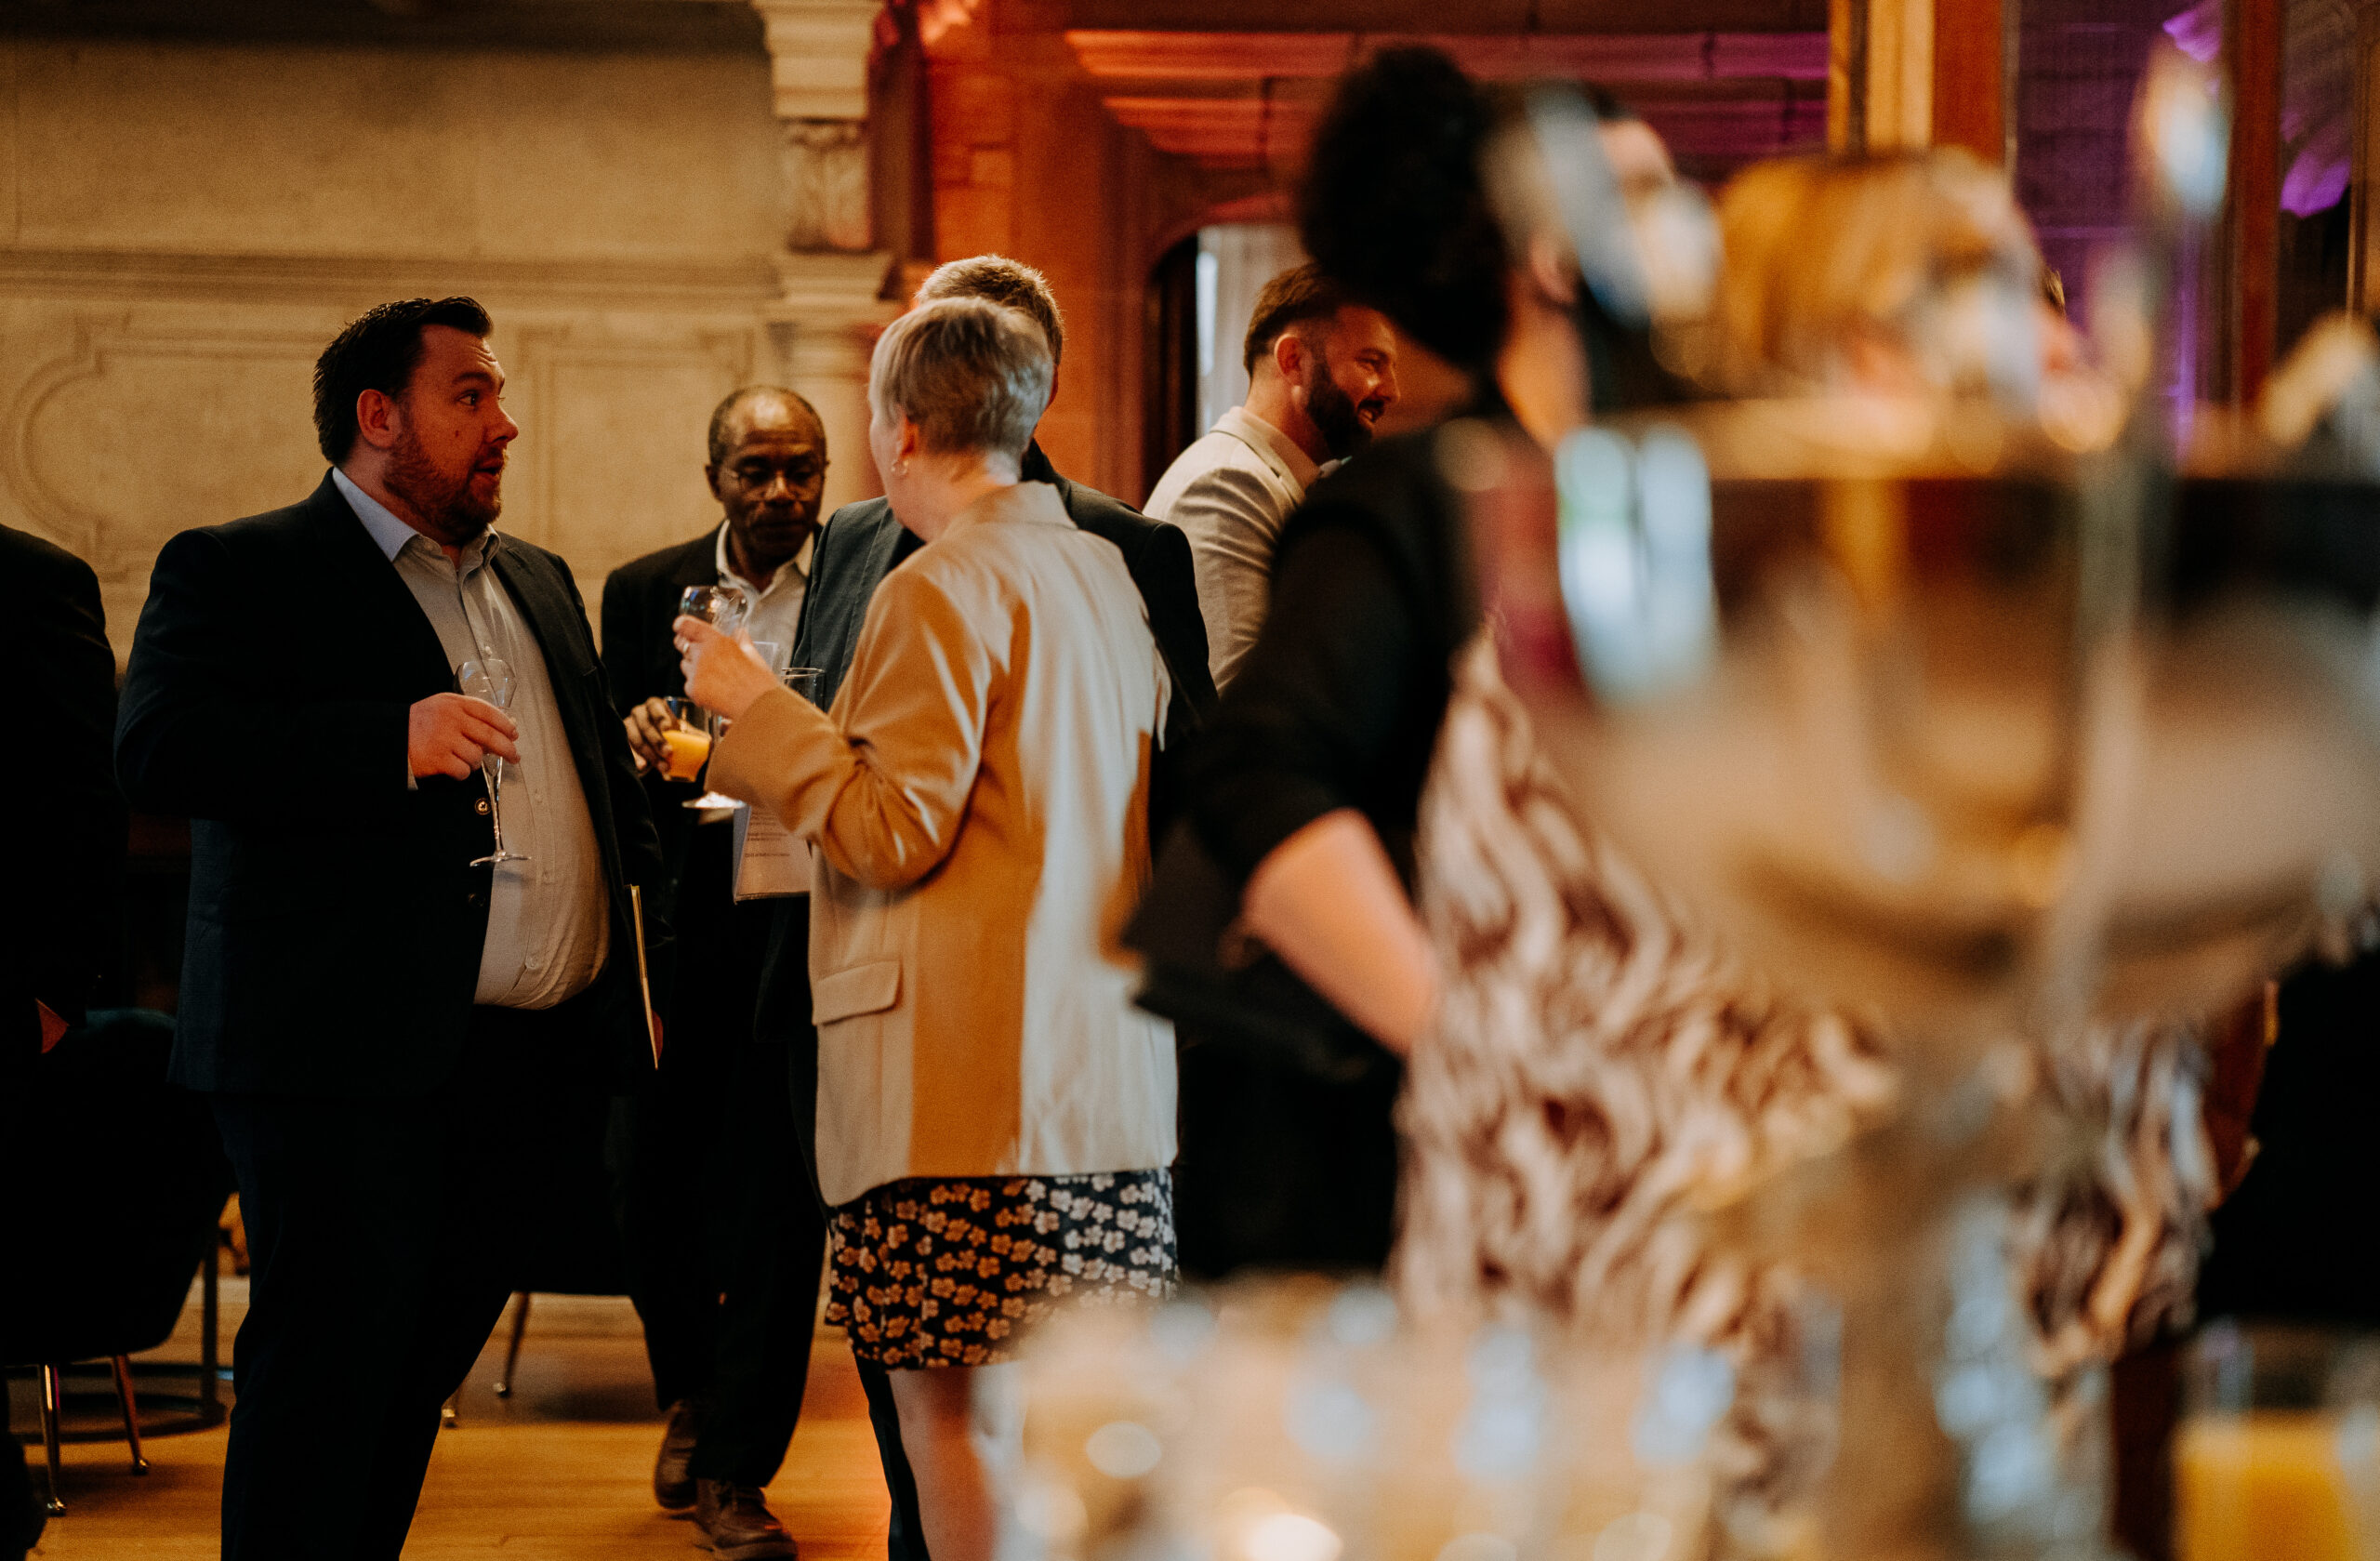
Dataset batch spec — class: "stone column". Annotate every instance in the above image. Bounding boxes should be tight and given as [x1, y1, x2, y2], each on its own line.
[1830, 0, 1935, 152]
[751, 0, 898, 514]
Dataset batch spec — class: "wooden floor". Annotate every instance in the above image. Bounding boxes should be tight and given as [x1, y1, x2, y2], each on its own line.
[12, 1292, 892, 1560]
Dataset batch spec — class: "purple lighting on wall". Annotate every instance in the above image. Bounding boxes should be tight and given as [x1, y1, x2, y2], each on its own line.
[2162, 0, 2353, 217]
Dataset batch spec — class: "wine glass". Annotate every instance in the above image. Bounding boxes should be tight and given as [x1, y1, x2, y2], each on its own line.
[457, 657, 528, 867]
[679, 583, 749, 638]
[667, 693, 742, 814]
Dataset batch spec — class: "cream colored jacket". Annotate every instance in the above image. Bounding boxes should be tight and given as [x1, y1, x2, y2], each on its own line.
[712, 481, 1177, 1206]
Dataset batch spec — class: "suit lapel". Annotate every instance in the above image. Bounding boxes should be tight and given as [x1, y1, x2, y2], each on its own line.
[668, 531, 719, 591]
[492, 535, 624, 850]
[490, 538, 595, 688]
[306, 474, 457, 696]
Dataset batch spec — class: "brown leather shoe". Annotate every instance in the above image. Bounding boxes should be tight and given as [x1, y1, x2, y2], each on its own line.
[694, 1479, 797, 1560]
[654, 1399, 700, 1512]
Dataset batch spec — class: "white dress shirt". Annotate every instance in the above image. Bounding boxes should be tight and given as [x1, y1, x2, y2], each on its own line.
[1143, 405, 1321, 690]
[716, 522, 812, 671]
[334, 467, 610, 1009]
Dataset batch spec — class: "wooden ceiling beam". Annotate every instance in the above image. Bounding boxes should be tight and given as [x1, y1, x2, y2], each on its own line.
[1068, 28, 1826, 85]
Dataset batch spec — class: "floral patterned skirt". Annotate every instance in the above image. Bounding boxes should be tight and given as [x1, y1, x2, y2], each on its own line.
[825, 1170, 1178, 1368]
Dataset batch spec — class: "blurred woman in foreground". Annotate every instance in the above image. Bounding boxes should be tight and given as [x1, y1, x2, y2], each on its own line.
[680, 298, 1176, 1561]
[1402, 143, 2220, 1552]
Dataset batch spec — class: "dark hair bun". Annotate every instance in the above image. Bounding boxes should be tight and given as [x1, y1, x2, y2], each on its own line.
[1297, 46, 1510, 373]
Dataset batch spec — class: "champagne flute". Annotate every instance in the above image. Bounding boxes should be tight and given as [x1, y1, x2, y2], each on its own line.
[457, 657, 528, 866]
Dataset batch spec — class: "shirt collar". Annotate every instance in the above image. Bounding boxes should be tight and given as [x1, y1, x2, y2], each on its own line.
[332, 467, 496, 571]
[715, 520, 813, 601]
[1216, 405, 1323, 495]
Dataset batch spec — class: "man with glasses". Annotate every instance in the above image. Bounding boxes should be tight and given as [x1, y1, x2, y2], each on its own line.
[600, 386, 829, 1560]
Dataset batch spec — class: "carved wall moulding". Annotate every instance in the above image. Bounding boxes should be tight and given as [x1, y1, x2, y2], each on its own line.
[2, 317, 328, 579]
[785, 118, 875, 253]
[0, 247, 784, 310]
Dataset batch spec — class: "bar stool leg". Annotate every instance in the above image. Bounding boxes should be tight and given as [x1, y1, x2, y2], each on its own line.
[492, 1292, 531, 1399]
[38, 1363, 66, 1515]
[111, 1355, 150, 1475]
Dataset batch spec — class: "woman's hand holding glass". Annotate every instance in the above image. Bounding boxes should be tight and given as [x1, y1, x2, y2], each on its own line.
[674, 616, 778, 724]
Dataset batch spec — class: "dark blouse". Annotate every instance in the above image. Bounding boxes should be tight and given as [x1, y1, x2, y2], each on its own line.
[1183, 424, 1483, 891]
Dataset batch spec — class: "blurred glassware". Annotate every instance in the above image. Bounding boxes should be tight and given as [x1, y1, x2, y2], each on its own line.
[782, 666, 826, 706]
[2175, 1322, 2380, 1561]
[1013, 1279, 1800, 1561]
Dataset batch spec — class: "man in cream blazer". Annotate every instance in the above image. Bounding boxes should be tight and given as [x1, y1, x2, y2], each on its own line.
[1145, 262, 1398, 689]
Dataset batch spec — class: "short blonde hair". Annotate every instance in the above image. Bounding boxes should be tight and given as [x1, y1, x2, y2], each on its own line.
[1716, 148, 2038, 392]
[868, 297, 1053, 462]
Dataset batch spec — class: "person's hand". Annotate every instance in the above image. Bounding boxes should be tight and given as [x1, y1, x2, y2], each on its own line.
[624, 696, 674, 774]
[675, 616, 776, 723]
[409, 693, 520, 780]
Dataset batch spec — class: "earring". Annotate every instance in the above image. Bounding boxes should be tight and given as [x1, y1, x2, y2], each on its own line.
[892, 460, 908, 476]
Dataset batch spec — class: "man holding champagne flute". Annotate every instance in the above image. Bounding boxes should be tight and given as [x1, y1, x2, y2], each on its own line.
[598, 386, 831, 1558]
[115, 296, 671, 1561]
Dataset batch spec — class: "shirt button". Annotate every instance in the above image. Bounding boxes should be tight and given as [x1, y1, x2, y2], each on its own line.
[526, 957, 543, 972]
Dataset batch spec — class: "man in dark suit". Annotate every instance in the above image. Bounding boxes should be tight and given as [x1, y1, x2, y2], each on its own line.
[777, 255, 1213, 1561]
[1, 524, 122, 1530]
[599, 386, 829, 1559]
[0, 524, 124, 1088]
[115, 297, 668, 1561]
[793, 255, 1215, 735]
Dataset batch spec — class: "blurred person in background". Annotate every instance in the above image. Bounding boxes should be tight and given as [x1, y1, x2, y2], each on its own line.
[1144, 262, 1399, 689]
[601, 386, 830, 1559]
[683, 298, 1177, 1561]
[1711, 146, 2046, 406]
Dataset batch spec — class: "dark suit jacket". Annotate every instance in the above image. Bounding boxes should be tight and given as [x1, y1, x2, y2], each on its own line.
[0, 525, 125, 1067]
[599, 529, 719, 903]
[115, 472, 669, 1098]
[792, 443, 1216, 748]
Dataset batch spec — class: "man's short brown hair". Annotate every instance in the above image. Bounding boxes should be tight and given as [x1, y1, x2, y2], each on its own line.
[915, 256, 1064, 367]
[1242, 263, 1350, 376]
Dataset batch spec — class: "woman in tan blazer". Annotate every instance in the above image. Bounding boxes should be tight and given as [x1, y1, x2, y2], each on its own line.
[679, 296, 1176, 1561]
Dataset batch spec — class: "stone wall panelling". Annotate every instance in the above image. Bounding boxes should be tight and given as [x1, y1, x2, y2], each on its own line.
[3, 304, 342, 649]
[504, 320, 760, 641]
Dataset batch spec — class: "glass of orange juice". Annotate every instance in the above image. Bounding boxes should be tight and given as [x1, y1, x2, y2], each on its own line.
[660, 696, 713, 785]
[2177, 1323, 2380, 1561]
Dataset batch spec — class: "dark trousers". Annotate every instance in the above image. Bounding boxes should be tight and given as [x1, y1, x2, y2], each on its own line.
[759, 897, 931, 1561]
[619, 867, 826, 1487]
[208, 1003, 571, 1561]
[1173, 1038, 1403, 1279]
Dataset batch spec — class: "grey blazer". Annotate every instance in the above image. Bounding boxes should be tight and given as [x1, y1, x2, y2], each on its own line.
[790, 496, 921, 714]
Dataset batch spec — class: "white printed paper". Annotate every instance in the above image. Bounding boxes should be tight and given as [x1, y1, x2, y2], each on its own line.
[732, 799, 807, 900]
